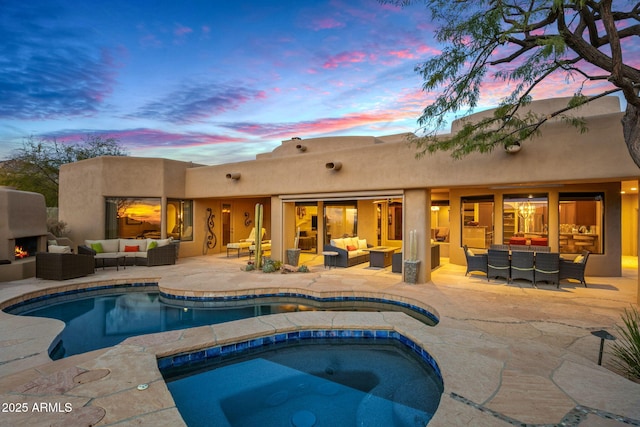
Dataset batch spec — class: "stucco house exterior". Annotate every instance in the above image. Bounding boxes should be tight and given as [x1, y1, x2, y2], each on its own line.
[59, 97, 640, 301]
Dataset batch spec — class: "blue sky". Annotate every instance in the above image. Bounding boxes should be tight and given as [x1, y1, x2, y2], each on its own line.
[0, 0, 633, 165]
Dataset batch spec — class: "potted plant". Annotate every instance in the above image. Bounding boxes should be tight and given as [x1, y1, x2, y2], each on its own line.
[286, 227, 302, 266]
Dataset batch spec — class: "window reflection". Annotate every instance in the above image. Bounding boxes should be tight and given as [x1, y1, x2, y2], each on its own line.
[106, 197, 161, 239]
[503, 195, 548, 246]
[167, 199, 194, 241]
[559, 193, 603, 254]
[462, 196, 494, 249]
[324, 202, 357, 245]
[105, 197, 193, 241]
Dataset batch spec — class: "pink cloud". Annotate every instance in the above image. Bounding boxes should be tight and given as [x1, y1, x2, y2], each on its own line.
[226, 109, 417, 140]
[174, 24, 193, 37]
[44, 128, 245, 151]
[389, 49, 417, 60]
[323, 51, 368, 69]
[311, 17, 345, 30]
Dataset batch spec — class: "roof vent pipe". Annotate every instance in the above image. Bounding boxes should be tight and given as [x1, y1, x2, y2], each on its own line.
[296, 144, 307, 152]
[226, 172, 241, 180]
[325, 162, 342, 171]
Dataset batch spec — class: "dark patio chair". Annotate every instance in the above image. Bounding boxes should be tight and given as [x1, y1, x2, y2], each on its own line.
[487, 249, 510, 282]
[534, 252, 560, 287]
[462, 245, 488, 276]
[36, 252, 95, 280]
[510, 250, 535, 285]
[490, 244, 509, 251]
[510, 244, 532, 252]
[532, 246, 551, 253]
[559, 251, 590, 288]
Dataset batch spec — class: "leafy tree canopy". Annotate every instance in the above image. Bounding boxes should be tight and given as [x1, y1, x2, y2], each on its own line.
[382, 0, 640, 166]
[0, 135, 128, 206]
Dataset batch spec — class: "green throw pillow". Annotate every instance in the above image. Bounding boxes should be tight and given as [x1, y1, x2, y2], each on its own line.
[148, 241, 158, 250]
[91, 242, 104, 253]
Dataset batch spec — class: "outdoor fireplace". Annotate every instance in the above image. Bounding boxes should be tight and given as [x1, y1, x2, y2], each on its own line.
[14, 236, 39, 259]
[0, 187, 48, 281]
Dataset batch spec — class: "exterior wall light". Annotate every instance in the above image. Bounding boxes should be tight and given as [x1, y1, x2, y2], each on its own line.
[226, 173, 241, 180]
[325, 162, 342, 171]
[296, 144, 307, 152]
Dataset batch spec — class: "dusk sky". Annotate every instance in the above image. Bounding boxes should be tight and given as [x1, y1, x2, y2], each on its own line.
[1, 0, 632, 165]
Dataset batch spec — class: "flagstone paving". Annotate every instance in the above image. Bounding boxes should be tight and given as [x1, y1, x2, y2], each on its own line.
[0, 254, 638, 426]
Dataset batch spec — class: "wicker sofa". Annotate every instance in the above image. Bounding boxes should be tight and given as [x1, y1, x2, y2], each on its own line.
[322, 236, 372, 268]
[36, 252, 95, 280]
[78, 238, 178, 267]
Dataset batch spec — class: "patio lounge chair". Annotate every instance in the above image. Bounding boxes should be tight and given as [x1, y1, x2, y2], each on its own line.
[36, 252, 95, 280]
[559, 251, 590, 288]
[488, 249, 510, 282]
[534, 252, 560, 287]
[226, 227, 265, 257]
[510, 250, 535, 285]
[463, 245, 488, 276]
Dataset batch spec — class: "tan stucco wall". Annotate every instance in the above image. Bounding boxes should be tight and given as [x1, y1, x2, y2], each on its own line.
[59, 157, 193, 246]
[622, 193, 638, 256]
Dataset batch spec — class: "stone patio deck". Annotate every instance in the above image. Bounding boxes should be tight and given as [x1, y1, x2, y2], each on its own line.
[0, 254, 639, 426]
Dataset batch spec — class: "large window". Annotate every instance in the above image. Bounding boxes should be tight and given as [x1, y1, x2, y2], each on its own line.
[105, 197, 193, 241]
[503, 194, 548, 245]
[559, 193, 603, 254]
[106, 197, 161, 239]
[461, 196, 494, 249]
[167, 199, 194, 241]
[324, 201, 357, 245]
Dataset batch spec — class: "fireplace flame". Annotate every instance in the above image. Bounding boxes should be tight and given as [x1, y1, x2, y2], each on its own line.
[15, 246, 28, 259]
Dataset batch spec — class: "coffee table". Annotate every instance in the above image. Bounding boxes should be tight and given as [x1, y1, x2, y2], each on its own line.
[95, 253, 126, 271]
[367, 247, 399, 268]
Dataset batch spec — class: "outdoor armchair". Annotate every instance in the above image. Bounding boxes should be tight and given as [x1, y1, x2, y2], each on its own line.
[36, 252, 94, 280]
[559, 251, 590, 288]
[226, 227, 266, 257]
[463, 245, 488, 277]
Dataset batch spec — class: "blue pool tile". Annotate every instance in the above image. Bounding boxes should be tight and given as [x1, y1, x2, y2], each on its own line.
[190, 350, 206, 362]
[205, 347, 221, 358]
[172, 353, 191, 366]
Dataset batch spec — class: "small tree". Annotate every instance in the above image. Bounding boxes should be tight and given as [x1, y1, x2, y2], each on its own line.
[381, 1, 640, 166]
[0, 135, 128, 206]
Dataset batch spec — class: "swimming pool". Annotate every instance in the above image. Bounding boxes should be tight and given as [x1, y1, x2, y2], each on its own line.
[164, 340, 444, 427]
[5, 283, 438, 359]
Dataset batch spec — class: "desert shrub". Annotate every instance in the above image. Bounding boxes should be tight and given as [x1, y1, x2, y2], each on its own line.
[47, 218, 69, 236]
[297, 265, 310, 273]
[262, 258, 282, 273]
[610, 306, 640, 380]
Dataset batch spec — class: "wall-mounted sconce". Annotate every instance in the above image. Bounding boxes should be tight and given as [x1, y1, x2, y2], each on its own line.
[296, 144, 307, 152]
[325, 161, 342, 171]
[226, 172, 241, 180]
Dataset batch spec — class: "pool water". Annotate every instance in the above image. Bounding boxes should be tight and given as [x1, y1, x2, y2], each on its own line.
[12, 290, 288, 359]
[8, 287, 436, 359]
[165, 341, 443, 427]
